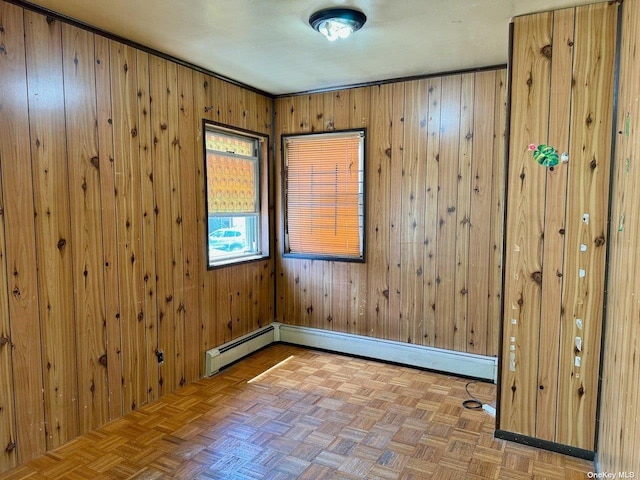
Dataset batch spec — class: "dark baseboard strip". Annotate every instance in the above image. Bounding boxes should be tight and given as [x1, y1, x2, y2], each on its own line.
[494, 429, 595, 461]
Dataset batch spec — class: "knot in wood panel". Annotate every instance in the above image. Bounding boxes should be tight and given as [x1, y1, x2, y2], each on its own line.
[540, 44, 553, 59]
[531, 271, 543, 285]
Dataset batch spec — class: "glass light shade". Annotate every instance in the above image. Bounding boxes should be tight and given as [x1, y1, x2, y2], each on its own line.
[309, 8, 366, 41]
[318, 20, 354, 41]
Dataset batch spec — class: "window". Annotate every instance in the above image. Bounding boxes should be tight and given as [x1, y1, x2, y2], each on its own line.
[282, 129, 365, 261]
[204, 122, 269, 268]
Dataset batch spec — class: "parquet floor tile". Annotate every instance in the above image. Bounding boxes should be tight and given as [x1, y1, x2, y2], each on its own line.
[1, 344, 595, 479]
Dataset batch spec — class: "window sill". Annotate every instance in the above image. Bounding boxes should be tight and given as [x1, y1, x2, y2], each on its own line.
[208, 253, 270, 270]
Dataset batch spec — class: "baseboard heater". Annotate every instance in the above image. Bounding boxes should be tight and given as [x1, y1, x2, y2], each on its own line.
[205, 322, 498, 382]
[205, 324, 277, 376]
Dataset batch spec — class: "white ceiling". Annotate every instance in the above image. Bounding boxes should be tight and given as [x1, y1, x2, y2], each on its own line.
[23, 0, 603, 95]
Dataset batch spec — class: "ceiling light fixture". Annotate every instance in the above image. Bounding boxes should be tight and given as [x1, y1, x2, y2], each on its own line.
[309, 7, 367, 41]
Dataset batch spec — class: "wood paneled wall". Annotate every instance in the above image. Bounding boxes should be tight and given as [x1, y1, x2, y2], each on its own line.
[0, 1, 273, 471]
[598, 0, 640, 474]
[499, 3, 617, 451]
[274, 70, 507, 356]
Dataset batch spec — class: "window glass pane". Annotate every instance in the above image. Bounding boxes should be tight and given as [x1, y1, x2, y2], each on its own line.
[206, 152, 256, 213]
[283, 130, 365, 260]
[205, 132, 254, 157]
[204, 124, 268, 268]
[208, 215, 259, 262]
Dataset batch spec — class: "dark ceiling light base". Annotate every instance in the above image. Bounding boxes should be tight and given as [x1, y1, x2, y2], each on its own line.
[309, 7, 367, 41]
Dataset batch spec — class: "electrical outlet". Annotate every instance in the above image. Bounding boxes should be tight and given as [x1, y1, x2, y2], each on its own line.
[156, 350, 164, 364]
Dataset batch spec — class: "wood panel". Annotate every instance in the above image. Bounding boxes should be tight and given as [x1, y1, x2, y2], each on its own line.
[192, 71, 215, 355]
[556, 3, 616, 450]
[598, 0, 640, 473]
[348, 87, 370, 337]
[467, 71, 496, 355]
[167, 61, 186, 390]
[150, 55, 176, 396]
[500, 11, 552, 438]
[274, 70, 506, 357]
[366, 84, 392, 339]
[422, 78, 442, 347]
[487, 69, 507, 357]
[137, 50, 158, 403]
[435, 75, 462, 351]
[111, 41, 148, 414]
[176, 64, 200, 382]
[62, 22, 111, 434]
[0, 1, 274, 473]
[534, 8, 573, 443]
[0, 58, 18, 474]
[454, 74, 474, 352]
[388, 82, 405, 343]
[499, 2, 617, 452]
[0, 2, 46, 464]
[94, 35, 123, 421]
[24, 12, 79, 449]
[400, 80, 427, 344]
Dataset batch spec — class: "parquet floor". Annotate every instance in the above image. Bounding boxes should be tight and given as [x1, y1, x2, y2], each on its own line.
[2, 344, 594, 479]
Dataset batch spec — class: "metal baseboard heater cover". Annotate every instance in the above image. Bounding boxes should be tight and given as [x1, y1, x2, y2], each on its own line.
[205, 324, 277, 376]
[205, 322, 497, 382]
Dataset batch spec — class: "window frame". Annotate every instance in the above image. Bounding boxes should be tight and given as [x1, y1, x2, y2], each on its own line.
[203, 120, 270, 269]
[281, 128, 366, 263]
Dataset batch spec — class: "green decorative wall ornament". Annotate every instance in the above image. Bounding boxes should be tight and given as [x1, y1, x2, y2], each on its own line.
[528, 143, 560, 168]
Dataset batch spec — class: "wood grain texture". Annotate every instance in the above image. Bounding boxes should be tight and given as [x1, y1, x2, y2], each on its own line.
[435, 75, 462, 351]
[400, 80, 426, 345]
[488, 69, 507, 358]
[24, 12, 79, 449]
[467, 71, 496, 356]
[388, 82, 405, 343]
[2, 345, 595, 480]
[500, 2, 617, 451]
[94, 35, 124, 421]
[192, 71, 215, 356]
[176, 64, 201, 382]
[111, 41, 148, 415]
[0, 79, 18, 474]
[598, 0, 640, 473]
[137, 50, 159, 404]
[366, 84, 392, 339]
[422, 78, 442, 348]
[500, 11, 552, 438]
[348, 88, 370, 337]
[454, 74, 474, 352]
[274, 71, 506, 357]
[150, 55, 176, 396]
[556, 2, 616, 450]
[0, 1, 46, 464]
[0, 2, 274, 473]
[62, 22, 111, 434]
[535, 7, 574, 442]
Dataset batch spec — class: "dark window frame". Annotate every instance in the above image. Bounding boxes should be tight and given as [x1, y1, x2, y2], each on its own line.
[203, 120, 270, 269]
[281, 128, 366, 263]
